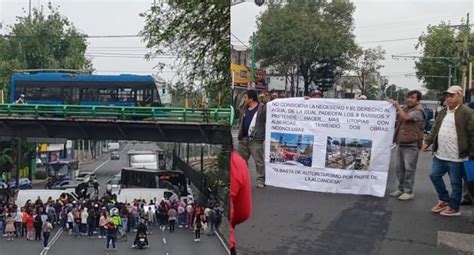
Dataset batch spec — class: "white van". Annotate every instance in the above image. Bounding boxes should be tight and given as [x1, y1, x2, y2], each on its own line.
[16, 189, 79, 207]
[116, 188, 179, 204]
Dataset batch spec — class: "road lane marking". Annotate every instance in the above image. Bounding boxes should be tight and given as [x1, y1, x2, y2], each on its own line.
[215, 230, 231, 255]
[92, 159, 111, 173]
[40, 228, 63, 255]
[163, 237, 167, 244]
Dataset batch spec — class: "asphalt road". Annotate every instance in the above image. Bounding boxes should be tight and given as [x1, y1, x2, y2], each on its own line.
[6, 141, 228, 255]
[233, 134, 474, 255]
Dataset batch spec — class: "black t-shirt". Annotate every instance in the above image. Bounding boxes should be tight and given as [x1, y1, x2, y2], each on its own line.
[242, 106, 258, 137]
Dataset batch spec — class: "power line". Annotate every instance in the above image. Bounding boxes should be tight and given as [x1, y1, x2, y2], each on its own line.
[0, 34, 141, 38]
[231, 33, 249, 49]
[85, 52, 176, 57]
[358, 37, 419, 44]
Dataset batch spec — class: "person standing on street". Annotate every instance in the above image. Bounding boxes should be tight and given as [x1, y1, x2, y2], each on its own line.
[80, 207, 88, 236]
[168, 206, 177, 233]
[34, 210, 43, 241]
[423, 85, 474, 216]
[390, 90, 425, 201]
[26, 212, 35, 240]
[194, 213, 202, 242]
[42, 218, 53, 249]
[87, 208, 97, 238]
[237, 90, 267, 188]
[5, 213, 15, 241]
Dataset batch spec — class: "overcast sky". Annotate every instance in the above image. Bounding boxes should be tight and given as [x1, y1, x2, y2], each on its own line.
[1, 0, 472, 90]
[231, 0, 473, 92]
[0, 0, 179, 82]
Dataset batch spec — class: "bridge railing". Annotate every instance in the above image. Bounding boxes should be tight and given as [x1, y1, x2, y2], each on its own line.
[0, 104, 234, 125]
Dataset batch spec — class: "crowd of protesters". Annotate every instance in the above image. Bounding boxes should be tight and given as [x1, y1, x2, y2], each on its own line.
[0, 191, 223, 249]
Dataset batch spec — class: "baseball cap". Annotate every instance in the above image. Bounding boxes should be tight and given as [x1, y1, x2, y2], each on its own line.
[445, 85, 463, 95]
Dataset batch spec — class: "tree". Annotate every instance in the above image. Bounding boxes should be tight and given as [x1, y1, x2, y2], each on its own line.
[0, 3, 92, 100]
[141, 1, 230, 107]
[254, 0, 358, 95]
[385, 84, 398, 100]
[423, 90, 439, 101]
[0, 148, 14, 176]
[351, 46, 386, 95]
[415, 22, 474, 91]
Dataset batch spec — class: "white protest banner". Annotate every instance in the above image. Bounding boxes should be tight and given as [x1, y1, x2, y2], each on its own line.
[265, 98, 396, 197]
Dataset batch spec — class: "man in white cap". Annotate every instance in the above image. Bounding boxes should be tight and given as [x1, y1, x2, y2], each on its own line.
[423, 85, 474, 216]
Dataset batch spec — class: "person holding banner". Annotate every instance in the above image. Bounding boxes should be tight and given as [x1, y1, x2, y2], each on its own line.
[390, 90, 425, 201]
[423, 85, 474, 217]
[237, 90, 267, 188]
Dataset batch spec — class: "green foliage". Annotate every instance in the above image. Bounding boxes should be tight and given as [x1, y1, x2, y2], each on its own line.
[255, 0, 358, 95]
[351, 46, 386, 95]
[415, 22, 473, 91]
[141, 1, 230, 107]
[0, 148, 14, 175]
[0, 3, 92, 100]
[423, 90, 440, 101]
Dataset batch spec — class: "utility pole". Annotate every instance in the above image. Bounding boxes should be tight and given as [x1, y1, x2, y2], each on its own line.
[250, 32, 256, 89]
[28, 0, 32, 18]
[461, 13, 470, 102]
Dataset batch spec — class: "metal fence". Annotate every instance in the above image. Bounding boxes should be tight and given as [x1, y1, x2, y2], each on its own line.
[173, 153, 230, 219]
[0, 104, 234, 124]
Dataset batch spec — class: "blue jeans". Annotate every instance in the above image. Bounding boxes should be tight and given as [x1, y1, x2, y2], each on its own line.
[429, 156, 464, 210]
[121, 218, 128, 233]
[74, 223, 80, 237]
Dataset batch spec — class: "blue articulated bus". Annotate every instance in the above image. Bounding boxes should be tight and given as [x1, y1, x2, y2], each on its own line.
[10, 72, 162, 106]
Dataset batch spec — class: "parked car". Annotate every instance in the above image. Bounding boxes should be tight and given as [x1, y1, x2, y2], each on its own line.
[76, 172, 96, 186]
[111, 151, 120, 160]
[8, 178, 32, 189]
[51, 180, 82, 190]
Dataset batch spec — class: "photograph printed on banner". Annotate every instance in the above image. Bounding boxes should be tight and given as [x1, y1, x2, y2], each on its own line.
[269, 132, 314, 167]
[326, 137, 372, 170]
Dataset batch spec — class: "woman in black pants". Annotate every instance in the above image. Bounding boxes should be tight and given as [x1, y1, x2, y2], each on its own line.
[194, 214, 202, 242]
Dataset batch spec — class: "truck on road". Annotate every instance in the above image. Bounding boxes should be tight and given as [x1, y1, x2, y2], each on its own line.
[127, 150, 166, 170]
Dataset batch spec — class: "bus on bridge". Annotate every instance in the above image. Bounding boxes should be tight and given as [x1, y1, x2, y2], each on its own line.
[10, 71, 162, 106]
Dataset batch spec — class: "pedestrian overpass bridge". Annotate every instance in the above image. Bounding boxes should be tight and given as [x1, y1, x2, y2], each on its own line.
[0, 104, 233, 146]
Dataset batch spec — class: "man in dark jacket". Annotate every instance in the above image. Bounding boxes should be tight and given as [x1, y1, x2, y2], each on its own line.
[423, 86, 474, 216]
[237, 90, 266, 188]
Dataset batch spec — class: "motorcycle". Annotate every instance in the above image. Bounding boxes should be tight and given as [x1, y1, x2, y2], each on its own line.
[134, 233, 149, 249]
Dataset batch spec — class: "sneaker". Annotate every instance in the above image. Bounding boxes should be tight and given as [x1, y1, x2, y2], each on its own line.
[256, 183, 265, 188]
[431, 201, 449, 213]
[45, 247, 50, 250]
[389, 190, 403, 197]
[440, 207, 461, 217]
[398, 193, 414, 201]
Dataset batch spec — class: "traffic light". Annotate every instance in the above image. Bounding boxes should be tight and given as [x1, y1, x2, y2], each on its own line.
[255, 0, 265, 6]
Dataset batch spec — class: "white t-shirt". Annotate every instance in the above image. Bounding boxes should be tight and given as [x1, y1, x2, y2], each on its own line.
[435, 106, 464, 162]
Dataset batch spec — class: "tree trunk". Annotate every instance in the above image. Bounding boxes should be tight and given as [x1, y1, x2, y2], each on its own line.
[296, 74, 300, 97]
[290, 68, 295, 97]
